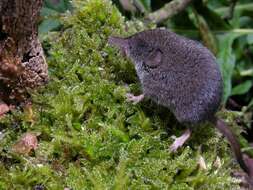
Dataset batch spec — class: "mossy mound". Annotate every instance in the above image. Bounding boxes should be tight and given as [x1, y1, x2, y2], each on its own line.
[0, 0, 239, 189]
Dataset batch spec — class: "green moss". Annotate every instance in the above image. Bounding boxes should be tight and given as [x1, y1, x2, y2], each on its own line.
[0, 0, 239, 189]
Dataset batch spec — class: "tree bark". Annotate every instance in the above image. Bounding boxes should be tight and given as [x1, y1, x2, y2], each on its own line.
[0, 0, 48, 105]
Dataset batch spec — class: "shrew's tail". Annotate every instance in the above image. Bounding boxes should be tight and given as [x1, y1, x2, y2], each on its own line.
[213, 117, 253, 186]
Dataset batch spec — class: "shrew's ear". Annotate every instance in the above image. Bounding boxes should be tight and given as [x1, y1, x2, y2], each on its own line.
[145, 48, 163, 68]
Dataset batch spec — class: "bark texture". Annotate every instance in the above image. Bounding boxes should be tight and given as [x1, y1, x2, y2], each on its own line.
[0, 0, 48, 104]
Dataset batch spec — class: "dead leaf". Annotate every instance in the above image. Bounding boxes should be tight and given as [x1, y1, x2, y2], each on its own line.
[198, 155, 207, 170]
[24, 102, 35, 124]
[213, 156, 221, 168]
[12, 132, 39, 155]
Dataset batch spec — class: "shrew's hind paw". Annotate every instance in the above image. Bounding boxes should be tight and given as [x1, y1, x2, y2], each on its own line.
[0, 101, 10, 117]
[170, 129, 191, 152]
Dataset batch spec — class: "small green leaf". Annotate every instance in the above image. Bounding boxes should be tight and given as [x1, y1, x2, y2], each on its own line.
[139, 0, 151, 11]
[239, 69, 253, 77]
[246, 34, 253, 44]
[40, 7, 59, 17]
[231, 80, 252, 96]
[39, 19, 61, 34]
[44, 0, 72, 13]
[217, 33, 243, 103]
[247, 98, 253, 109]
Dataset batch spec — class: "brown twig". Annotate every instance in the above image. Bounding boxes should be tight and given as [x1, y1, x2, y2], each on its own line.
[133, 0, 147, 14]
[146, 0, 192, 24]
[119, 0, 137, 13]
[119, 0, 147, 14]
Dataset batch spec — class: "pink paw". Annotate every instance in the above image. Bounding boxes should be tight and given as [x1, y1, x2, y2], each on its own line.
[126, 93, 144, 104]
[0, 102, 10, 117]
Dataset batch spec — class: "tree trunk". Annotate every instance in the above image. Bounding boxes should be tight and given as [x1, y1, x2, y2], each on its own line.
[0, 0, 48, 106]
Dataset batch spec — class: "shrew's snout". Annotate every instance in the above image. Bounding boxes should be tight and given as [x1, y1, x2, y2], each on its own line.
[108, 36, 129, 56]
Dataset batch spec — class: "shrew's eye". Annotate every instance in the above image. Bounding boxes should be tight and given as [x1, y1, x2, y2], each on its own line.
[139, 43, 146, 48]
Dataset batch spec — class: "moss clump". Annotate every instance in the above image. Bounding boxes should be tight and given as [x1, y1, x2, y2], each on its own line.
[0, 0, 239, 189]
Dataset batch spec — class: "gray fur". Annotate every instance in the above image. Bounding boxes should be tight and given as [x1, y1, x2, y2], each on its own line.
[108, 29, 253, 182]
[109, 28, 223, 124]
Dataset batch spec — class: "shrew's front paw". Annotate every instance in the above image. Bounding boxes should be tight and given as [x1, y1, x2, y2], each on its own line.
[126, 93, 144, 105]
